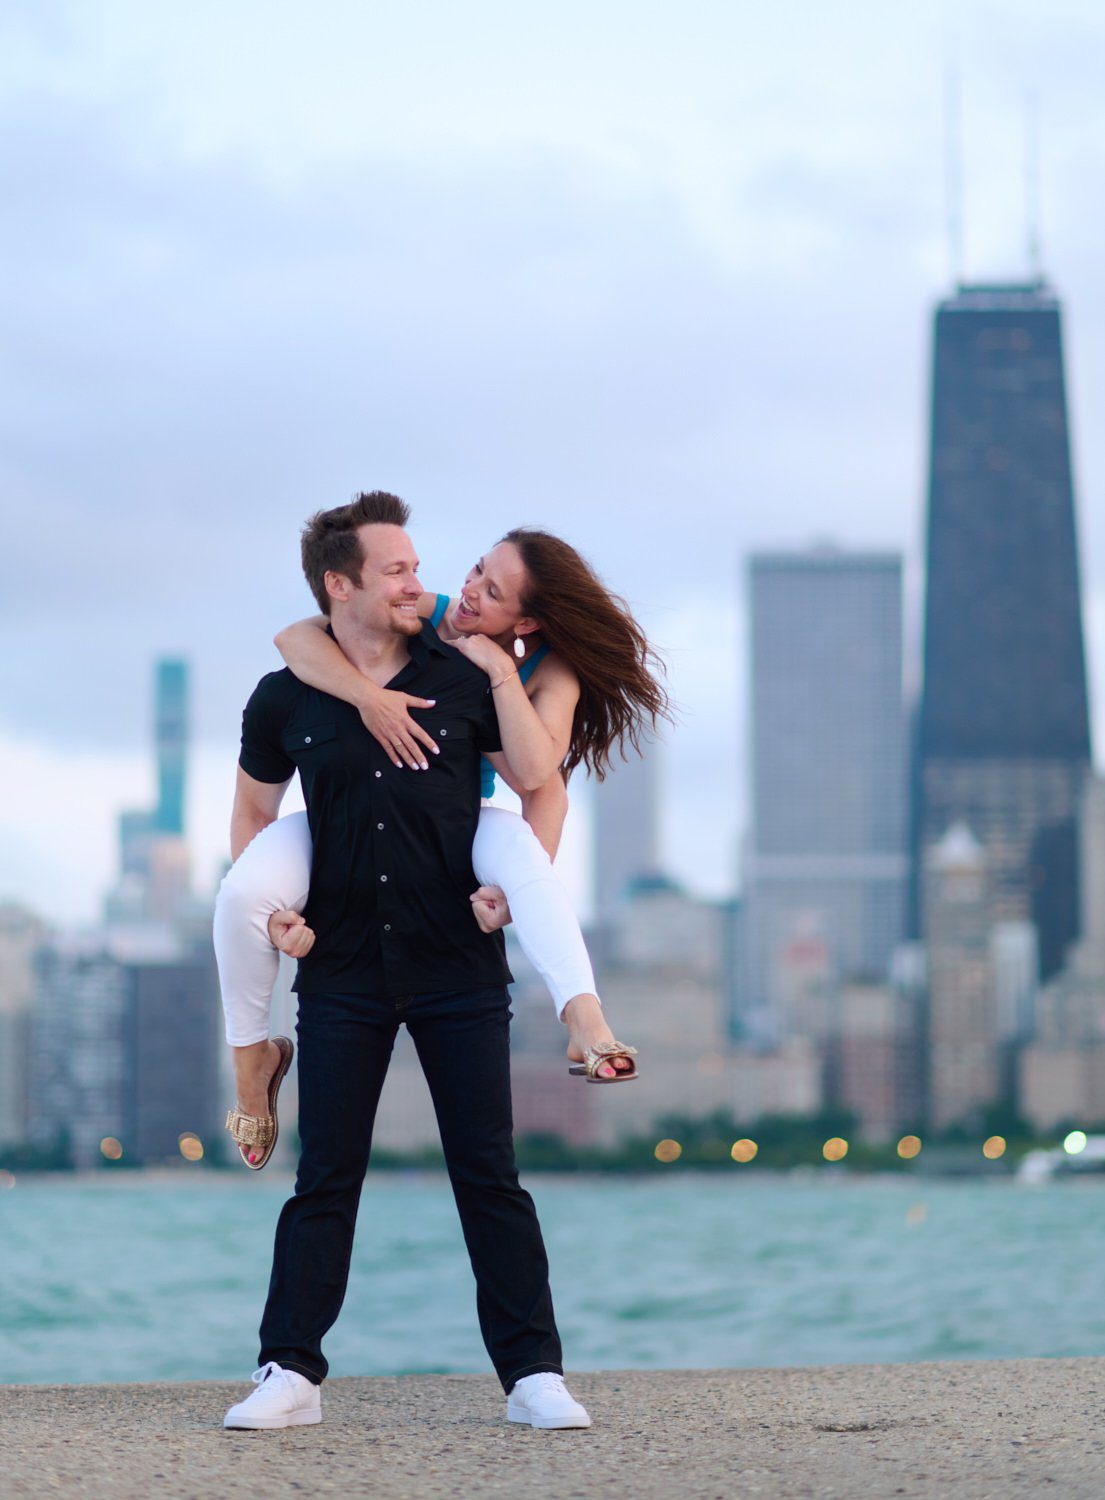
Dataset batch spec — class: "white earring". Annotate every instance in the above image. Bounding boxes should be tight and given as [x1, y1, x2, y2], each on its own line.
[513, 635, 526, 660]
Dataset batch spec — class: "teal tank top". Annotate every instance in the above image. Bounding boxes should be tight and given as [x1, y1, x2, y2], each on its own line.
[428, 593, 549, 798]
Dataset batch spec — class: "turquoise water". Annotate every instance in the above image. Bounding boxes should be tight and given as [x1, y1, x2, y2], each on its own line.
[2, 1173, 1103, 1384]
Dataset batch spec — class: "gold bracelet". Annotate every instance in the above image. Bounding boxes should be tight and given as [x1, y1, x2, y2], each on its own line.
[491, 669, 518, 690]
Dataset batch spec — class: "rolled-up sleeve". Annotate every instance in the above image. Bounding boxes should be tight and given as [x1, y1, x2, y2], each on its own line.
[239, 674, 296, 784]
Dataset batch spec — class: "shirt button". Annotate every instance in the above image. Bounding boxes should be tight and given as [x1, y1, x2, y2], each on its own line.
[375, 770, 382, 778]
[377, 822, 385, 830]
[304, 735, 312, 744]
[380, 875, 388, 883]
[383, 924, 391, 932]
[439, 729, 447, 737]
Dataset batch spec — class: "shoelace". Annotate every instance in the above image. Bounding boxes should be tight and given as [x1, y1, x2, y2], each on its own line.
[524, 1372, 567, 1396]
[251, 1361, 282, 1386]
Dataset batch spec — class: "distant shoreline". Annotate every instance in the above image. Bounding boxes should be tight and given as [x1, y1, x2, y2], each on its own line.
[4, 1165, 1103, 1187]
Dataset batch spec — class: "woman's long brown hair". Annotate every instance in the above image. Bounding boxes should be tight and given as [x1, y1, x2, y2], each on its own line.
[501, 527, 672, 781]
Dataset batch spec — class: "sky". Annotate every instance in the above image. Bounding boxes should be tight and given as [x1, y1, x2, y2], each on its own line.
[5, 0, 1105, 925]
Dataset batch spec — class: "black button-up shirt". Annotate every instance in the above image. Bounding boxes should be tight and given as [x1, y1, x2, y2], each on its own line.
[239, 621, 512, 997]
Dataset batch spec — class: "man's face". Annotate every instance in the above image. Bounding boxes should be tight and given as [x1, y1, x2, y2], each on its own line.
[328, 524, 423, 637]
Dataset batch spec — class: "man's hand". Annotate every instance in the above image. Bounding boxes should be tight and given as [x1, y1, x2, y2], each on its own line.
[267, 909, 317, 958]
[469, 885, 513, 933]
[358, 684, 441, 770]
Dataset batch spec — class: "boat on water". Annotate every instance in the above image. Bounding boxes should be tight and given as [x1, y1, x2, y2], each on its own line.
[1018, 1134, 1105, 1182]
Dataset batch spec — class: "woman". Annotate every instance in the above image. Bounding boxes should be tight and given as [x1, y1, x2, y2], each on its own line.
[215, 527, 670, 1166]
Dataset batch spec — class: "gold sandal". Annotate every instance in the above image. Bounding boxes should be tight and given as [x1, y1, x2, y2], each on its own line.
[568, 1042, 639, 1083]
[225, 1036, 294, 1170]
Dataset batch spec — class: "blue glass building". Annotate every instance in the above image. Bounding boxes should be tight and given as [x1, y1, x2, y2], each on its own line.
[154, 658, 188, 837]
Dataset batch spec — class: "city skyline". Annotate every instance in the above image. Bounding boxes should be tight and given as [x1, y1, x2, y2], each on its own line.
[6, 3, 1105, 925]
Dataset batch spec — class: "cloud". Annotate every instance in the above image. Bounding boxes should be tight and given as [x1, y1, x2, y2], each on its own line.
[6, 0, 1105, 922]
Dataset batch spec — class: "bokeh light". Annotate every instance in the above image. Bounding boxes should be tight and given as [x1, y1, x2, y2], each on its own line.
[178, 1133, 204, 1162]
[654, 1139, 682, 1163]
[897, 1135, 922, 1159]
[822, 1137, 849, 1162]
[100, 1137, 123, 1161]
[731, 1139, 758, 1163]
[982, 1135, 1006, 1160]
[905, 1203, 928, 1226]
[1063, 1130, 1087, 1155]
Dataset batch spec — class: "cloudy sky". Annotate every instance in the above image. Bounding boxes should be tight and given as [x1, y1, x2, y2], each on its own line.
[5, 0, 1105, 925]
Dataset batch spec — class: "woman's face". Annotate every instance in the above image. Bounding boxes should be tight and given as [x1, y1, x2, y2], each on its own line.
[453, 541, 532, 641]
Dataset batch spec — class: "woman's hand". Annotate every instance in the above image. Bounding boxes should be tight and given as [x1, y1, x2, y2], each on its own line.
[450, 634, 516, 683]
[358, 682, 442, 770]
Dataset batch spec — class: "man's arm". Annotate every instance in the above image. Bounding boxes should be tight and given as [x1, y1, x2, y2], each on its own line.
[230, 767, 291, 862]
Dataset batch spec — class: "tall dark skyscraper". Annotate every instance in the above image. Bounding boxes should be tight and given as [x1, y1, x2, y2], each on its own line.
[917, 281, 1091, 980]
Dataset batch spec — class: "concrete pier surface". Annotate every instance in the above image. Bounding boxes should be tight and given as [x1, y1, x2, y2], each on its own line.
[3, 1359, 1104, 1499]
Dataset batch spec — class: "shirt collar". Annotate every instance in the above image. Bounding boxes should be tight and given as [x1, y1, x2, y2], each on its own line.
[324, 618, 447, 665]
[413, 619, 449, 660]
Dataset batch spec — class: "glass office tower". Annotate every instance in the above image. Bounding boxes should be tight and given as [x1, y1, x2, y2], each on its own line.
[154, 658, 188, 837]
[741, 550, 908, 1040]
[917, 282, 1090, 980]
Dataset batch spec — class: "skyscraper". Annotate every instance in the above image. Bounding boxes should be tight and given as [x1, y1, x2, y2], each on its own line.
[28, 938, 129, 1168]
[593, 745, 660, 924]
[740, 550, 908, 1039]
[123, 953, 221, 1162]
[108, 657, 193, 924]
[917, 282, 1091, 980]
[154, 658, 188, 836]
[0, 904, 46, 1148]
[28, 934, 220, 1167]
[924, 823, 998, 1130]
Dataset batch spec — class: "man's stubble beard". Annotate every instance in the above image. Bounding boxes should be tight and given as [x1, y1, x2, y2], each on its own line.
[389, 608, 423, 638]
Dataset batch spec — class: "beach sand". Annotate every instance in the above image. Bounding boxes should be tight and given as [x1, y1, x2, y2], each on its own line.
[3, 1358, 1103, 1498]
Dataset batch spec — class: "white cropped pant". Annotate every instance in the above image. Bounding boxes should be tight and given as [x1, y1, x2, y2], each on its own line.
[213, 806, 598, 1046]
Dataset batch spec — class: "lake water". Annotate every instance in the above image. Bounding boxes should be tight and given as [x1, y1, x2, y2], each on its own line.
[2, 1172, 1103, 1385]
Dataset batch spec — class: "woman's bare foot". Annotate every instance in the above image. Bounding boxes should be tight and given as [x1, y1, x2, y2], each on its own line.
[231, 1039, 284, 1164]
[561, 993, 635, 1079]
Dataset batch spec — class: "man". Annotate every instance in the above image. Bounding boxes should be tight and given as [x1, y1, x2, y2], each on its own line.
[222, 491, 590, 1431]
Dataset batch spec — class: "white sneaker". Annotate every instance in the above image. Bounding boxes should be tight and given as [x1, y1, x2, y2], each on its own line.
[223, 1361, 322, 1429]
[506, 1371, 592, 1429]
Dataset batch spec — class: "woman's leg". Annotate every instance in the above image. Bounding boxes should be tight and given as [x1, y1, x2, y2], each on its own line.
[214, 812, 314, 1139]
[213, 811, 313, 1045]
[471, 807, 631, 1075]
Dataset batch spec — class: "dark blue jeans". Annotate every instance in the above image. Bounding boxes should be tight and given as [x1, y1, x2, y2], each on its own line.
[257, 987, 563, 1391]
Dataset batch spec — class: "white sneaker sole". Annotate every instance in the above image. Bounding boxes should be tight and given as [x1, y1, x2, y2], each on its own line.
[506, 1403, 591, 1430]
[224, 1408, 322, 1430]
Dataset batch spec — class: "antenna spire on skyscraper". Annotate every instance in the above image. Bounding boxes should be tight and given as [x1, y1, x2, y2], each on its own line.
[943, 66, 965, 287]
[1024, 87, 1043, 282]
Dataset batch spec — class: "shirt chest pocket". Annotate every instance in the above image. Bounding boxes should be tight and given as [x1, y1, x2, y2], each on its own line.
[419, 718, 476, 788]
[282, 722, 339, 756]
[425, 719, 472, 749]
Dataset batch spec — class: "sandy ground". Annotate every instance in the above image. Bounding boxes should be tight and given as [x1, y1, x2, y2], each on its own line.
[2, 1360, 1104, 1498]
